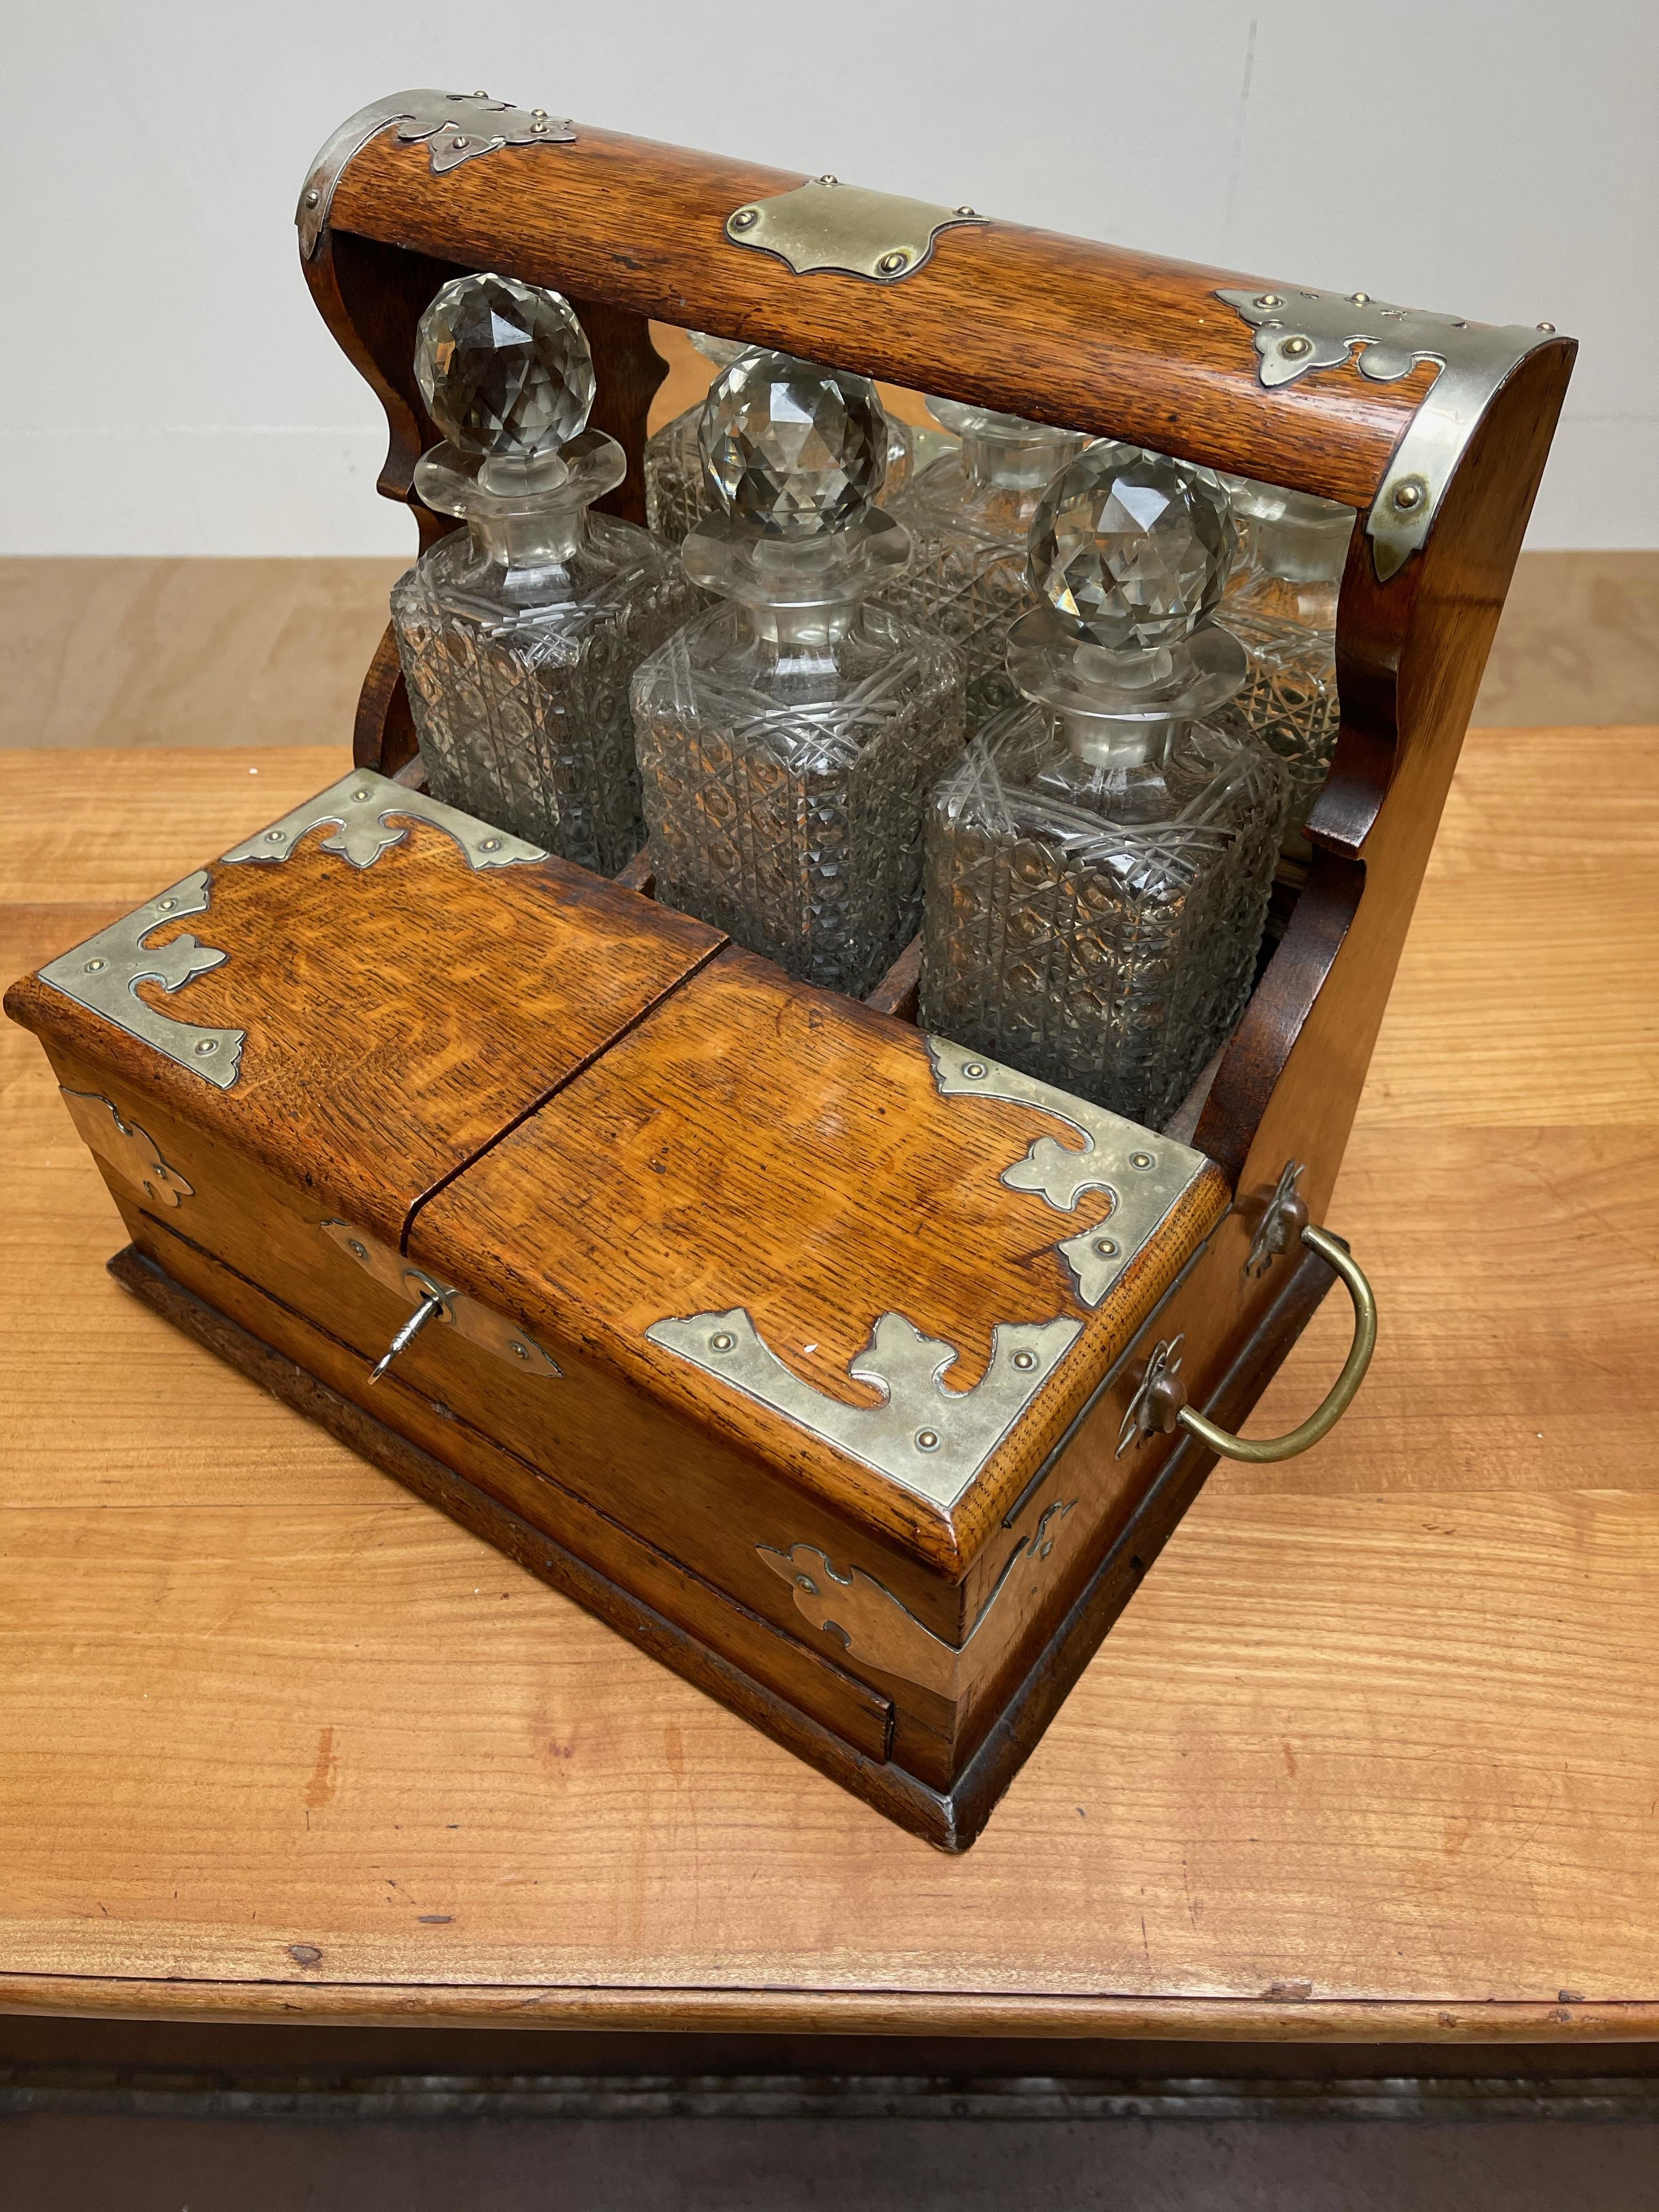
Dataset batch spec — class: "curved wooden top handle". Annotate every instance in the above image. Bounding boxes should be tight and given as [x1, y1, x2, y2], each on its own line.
[317, 110, 1571, 527]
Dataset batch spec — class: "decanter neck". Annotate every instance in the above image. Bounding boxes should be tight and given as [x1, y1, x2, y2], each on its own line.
[684, 510, 910, 646]
[466, 503, 588, 572]
[1007, 611, 1248, 743]
[1059, 711, 1175, 769]
[414, 429, 627, 582]
[960, 423, 1082, 495]
[1250, 503, 1353, 587]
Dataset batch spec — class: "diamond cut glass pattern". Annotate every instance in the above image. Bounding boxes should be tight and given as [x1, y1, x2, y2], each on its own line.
[634, 605, 963, 996]
[919, 718, 1285, 1127]
[1031, 449, 1233, 647]
[415, 273, 595, 458]
[394, 522, 697, 874]
[700, 351, 887, 538]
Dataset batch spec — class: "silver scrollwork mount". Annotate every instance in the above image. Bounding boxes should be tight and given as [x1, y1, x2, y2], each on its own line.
[1217, 284, 1566, 581]
[298, 90, 577, 259]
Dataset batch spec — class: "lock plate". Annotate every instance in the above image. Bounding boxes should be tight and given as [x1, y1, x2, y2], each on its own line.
[323, 1221, 562, 1379]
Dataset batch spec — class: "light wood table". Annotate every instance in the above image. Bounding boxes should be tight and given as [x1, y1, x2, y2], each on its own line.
[2, 738, 1656, 2050]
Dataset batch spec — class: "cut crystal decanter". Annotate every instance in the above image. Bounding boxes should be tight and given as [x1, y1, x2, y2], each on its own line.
[644, 332, 922, 546]
[390, 273, 698, 875]
[1218, 477, 1355, 851]
[880, 399, 1090, 732]
[631, 349, 966, 997]
[919, 444, 1289, 1128]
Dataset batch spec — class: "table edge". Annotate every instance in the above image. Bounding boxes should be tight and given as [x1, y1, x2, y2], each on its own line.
[2, 1976, 1656, 2043]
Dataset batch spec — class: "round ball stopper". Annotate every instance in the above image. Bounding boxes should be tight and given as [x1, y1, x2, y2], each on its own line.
[1030, 445, 1235, 648]
[415, 273, 594, 460]
[699, 350, 887, 538]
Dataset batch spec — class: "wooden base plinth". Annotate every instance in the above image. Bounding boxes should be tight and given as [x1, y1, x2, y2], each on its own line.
[109, 1241, 1335, 1851]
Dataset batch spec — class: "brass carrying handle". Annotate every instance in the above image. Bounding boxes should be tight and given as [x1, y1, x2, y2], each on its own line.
[1173, 1226, 1376, 1464]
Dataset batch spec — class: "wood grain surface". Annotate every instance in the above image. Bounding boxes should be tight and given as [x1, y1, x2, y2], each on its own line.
[5, 784, 724, 1250]
[2, 736, 1656, 2039]
[326, 124, 1469, 507]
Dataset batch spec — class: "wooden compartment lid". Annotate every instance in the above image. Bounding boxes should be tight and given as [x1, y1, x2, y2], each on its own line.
[4, 770, 723, 1248]
[409, 947, 1232, 1577]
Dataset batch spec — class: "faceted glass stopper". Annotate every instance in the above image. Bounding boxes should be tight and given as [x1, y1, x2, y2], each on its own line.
[415, 273, 594, 460]
[699, 349, 887, 539]
[1029, 445, 1234, 648]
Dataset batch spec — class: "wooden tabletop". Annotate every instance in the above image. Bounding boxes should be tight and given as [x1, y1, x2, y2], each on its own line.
[2, 737, 1656, 2045]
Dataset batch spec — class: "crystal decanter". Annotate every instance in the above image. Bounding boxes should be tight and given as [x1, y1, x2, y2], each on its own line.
[390, 273, 698, 875]
[881, 399, 1089, 732]
[631, 349, 966, 997]
[1218, 477, 1355, 851]
[644, 334, 922, 546]
[919, 445, 1289, 1128]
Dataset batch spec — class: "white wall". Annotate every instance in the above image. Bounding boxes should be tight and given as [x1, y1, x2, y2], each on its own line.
[7, 0, 1654, 555]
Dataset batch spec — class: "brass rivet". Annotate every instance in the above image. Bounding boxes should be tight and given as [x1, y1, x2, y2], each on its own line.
[473, 89, 488, 99]
[157, 898, 176, 911]
[194, 1039, 219, 1056]
[731, 208, 759, 232]
[962, 1062, 986, 1079]
[796, 1575, 819, 1594]
[351, 788, 372, 801]
[83, 958, 105, 973]
[1093, 1237, 1120, 1259]
[1392, 477, 1426, 511]
[1537, 321, 1556, 332]
[1255, 292, 1283, 309]
[532, 108, 548, 118]
[1012, 1351, 1037, 1373]
[1130, 1151, 1155, 1170]
[510, 1342, 528, 1359]
[915, 1429, 940, 1451]
[349, 1241, 367, 1260]
[266, 829, 286, 843]
[710, 1331, 736, 1352]
[452, 134, 469, 150]
[479, 837, 501, 851]
[532, 120, 548, 134]
[877, 250, 908, 275]
[1350, 290, 1370, 303]
[303, 188, 320, 209]
[817, 173, 839, 185]
[1280, 335, 1313, 358]
[956, 204, 977, 216]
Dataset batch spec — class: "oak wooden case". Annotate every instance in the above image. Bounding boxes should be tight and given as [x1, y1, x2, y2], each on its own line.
[7, 95, 1573, 1848]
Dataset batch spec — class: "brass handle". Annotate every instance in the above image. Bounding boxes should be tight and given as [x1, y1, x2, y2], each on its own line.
[1178, 1225, 1376, 1463]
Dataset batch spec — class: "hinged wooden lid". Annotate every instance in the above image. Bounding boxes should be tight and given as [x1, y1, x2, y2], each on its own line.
[409, 947, 1230, 1576]
[4, 770, 723, 1247]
